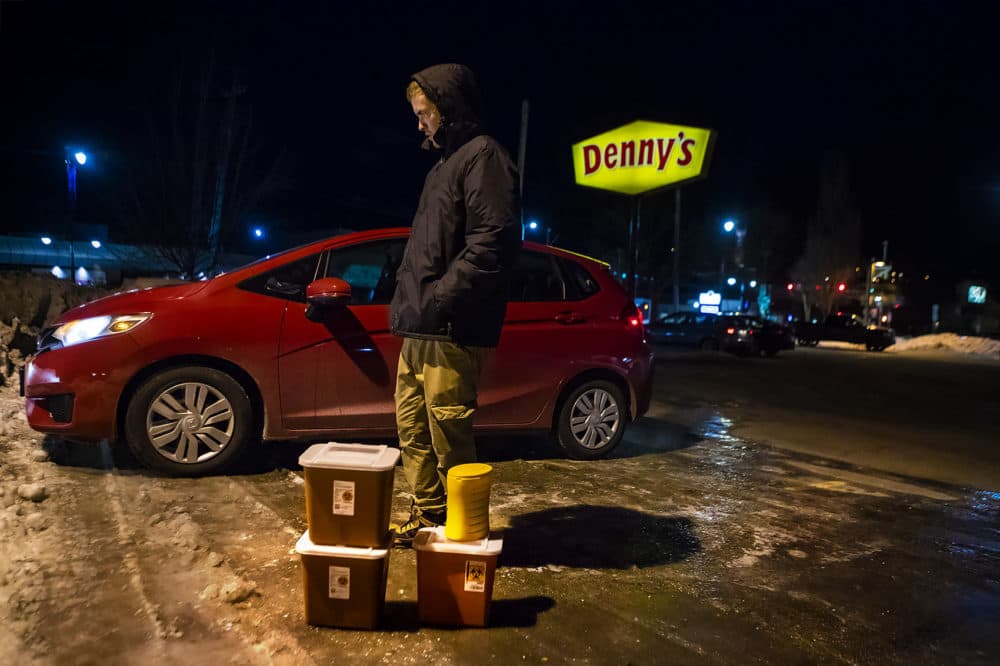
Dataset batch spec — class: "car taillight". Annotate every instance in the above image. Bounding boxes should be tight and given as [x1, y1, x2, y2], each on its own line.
[726, 327, 736, 335]
[622, 305, 643, 328]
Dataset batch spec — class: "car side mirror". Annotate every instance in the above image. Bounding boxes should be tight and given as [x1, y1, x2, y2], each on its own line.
[306, 278, 352, 308]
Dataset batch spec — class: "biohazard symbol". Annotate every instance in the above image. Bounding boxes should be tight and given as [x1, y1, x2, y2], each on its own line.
[341, 490, 353, 502]
[467, 564, 484, 584]
[337, 575, 349, 586]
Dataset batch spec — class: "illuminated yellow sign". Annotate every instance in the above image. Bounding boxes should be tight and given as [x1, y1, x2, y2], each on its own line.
[572, 120, 714, 195]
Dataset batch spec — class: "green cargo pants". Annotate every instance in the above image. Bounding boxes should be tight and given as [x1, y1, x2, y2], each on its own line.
[395, 337, 490, 516]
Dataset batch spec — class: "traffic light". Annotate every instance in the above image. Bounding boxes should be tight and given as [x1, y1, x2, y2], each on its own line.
[786, 282, 794, 291]
[837, 282, 846, 292]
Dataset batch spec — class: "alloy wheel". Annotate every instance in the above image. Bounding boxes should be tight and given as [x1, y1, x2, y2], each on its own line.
[146, 382, 235, 464]
[568, 387, 621, 449]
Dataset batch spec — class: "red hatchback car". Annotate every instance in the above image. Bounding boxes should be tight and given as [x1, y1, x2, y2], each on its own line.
[24, 228, 653, 475]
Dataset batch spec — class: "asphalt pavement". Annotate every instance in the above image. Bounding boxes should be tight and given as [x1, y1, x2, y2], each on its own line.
[2, 344, 999, 663]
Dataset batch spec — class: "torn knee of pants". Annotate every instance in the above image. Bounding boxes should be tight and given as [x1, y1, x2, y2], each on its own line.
[429, 404, 477, 420]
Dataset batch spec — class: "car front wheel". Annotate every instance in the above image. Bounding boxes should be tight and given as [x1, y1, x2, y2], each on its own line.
[124, 367, 255, 476]
[555, 380, 628, 460]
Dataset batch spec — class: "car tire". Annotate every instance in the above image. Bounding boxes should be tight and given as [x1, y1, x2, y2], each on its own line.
[124, 366, 256, 476]
[555, 379, 628, 460]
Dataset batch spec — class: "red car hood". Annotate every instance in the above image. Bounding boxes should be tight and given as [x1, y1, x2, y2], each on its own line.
[54, 281, 212, 323]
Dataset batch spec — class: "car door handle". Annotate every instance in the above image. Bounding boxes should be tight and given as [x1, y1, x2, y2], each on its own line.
[555, 311, 586, 324]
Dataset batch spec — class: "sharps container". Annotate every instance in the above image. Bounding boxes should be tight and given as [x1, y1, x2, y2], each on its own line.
[414, 526, 503, 627]
[445, 463, 494, 541]
[299, 443, 400, 548]
[295, 531, 389, 629]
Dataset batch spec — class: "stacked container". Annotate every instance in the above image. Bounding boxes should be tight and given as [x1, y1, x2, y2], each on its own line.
[295, 443, 400, 629]
[414, 463, 503, 627]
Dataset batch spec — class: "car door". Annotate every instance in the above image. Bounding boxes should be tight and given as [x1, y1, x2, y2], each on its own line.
[272, 238, 405, 432]
[240, 251, 325, 430]
[310, 237, 407, 431]
[476, 250, 601, 427]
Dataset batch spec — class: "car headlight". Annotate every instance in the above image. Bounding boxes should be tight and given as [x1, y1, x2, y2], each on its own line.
[53, 314, 152, 347]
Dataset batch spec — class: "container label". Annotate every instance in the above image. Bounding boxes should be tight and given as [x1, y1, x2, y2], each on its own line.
[333, 480, 355, 516]
[464, 560, 487, 592]
[328, 566, 350, 599]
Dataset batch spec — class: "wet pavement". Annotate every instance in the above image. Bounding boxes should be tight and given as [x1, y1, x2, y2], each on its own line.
[2, 347, 999, 663]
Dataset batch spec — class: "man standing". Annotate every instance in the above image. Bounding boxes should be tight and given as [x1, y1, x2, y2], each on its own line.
[389, 63, 520, 546]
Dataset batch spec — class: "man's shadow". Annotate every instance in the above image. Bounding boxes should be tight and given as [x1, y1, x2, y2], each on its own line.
[500, 505, 700, 569]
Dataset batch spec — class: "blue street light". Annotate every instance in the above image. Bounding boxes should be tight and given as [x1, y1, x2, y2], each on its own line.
[723, 219, 736, 233]
[65, 148, 91, 281]
[253, 227, 264, 239]
[727, 277, 737, 286]
[41, 236, 52, 245]
[525, 219, 552, 244]
[90, 240, 101, 249]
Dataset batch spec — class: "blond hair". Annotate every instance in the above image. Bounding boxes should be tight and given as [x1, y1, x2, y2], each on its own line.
[406, 80, 425, 102]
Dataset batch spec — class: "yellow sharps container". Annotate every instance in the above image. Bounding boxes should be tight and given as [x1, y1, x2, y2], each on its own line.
[445, 463, 494, 541]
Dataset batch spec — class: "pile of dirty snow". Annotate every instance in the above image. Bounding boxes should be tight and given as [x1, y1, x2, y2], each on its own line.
[0, 273, 111, 389]
[890, 333, 1000, 359]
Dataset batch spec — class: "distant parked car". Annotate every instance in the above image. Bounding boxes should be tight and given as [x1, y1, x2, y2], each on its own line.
[647, 312, 795, 357]
[795, 314, 895, 351]
[646, 311, 720, 349]
[23, 228, 654, 475]
[729, 315, 796, 357]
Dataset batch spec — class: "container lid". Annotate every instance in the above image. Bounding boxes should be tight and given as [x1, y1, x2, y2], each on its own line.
[412, 526, 503, 555]
[298, 442, 400, 471]
[295, 531, 389, 558]
[448, 462, 493, 480]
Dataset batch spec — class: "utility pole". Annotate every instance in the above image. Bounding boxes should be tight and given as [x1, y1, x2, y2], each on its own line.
[517, 99, 529, 238]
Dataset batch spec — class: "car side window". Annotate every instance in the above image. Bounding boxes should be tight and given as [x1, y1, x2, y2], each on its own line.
[559, 258, 600, 300]
[660, 313, 686, 325]
[323, 239, 406, 305]
[237, 252, 322, 302]
[509, 251, 566, 302]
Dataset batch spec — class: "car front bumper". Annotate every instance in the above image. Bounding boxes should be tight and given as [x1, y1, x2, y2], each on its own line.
[24, 334, 141, 441]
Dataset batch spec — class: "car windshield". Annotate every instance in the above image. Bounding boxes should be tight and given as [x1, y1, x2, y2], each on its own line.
[224, 240, 327, 275]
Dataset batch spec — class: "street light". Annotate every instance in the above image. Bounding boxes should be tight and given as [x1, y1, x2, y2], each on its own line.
[252, 226, 265, 239]
[65, 149, 90, 281]
[723, 219, 735, 233]
[41, 237, 52, 246]
[525, 218, 552, 244]
[727, 276, 737, 286]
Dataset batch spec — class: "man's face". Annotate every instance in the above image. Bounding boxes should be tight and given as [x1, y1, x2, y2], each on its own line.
[411, 92, 440, 143]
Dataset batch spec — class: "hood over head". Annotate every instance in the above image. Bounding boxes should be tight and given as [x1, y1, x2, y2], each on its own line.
[411, 63, 485, 155]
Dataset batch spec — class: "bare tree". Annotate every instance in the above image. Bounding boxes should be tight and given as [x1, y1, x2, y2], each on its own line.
[792, 150, 862, 319]
[117, 54, 289, 277]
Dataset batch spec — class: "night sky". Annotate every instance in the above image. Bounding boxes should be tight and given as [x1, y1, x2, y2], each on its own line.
[1, 1, 997, 287]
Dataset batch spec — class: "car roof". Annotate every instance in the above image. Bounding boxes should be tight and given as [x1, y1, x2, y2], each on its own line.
[236, 227, 610, 273]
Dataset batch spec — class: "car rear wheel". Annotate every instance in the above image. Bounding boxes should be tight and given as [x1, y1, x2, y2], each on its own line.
[124, 367, 255, 476]
[555, 380, 627, 460]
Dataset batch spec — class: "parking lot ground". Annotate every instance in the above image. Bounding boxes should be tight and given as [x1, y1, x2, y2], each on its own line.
[3, 358, 999, 664]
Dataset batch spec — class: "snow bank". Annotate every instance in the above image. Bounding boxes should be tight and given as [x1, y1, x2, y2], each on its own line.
[0, 272, 110, 387]
[889, 333, 1000, 359]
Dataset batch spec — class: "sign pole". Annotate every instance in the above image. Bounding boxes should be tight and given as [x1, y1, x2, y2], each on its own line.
[631, 195, 642, 301]
[673, 188, 681, 313]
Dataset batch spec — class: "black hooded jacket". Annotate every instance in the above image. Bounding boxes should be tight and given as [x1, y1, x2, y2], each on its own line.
[390, 64, 521, 348]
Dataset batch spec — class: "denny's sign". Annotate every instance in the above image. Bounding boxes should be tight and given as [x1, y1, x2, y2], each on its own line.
[572, 120, 714, 195]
